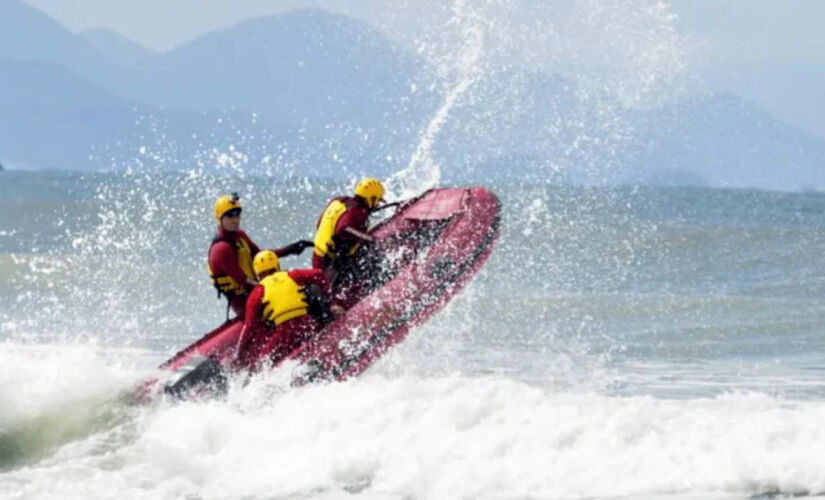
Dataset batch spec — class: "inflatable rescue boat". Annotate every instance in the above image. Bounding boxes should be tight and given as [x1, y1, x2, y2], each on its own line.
[146, 187, 500, 398]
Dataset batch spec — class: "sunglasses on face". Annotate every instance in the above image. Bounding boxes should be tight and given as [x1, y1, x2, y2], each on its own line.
[224, 209, 242, 218]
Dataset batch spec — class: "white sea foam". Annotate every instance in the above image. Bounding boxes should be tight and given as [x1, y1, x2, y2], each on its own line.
[2, 361, 825, 499]
[0, 342, 148, 427]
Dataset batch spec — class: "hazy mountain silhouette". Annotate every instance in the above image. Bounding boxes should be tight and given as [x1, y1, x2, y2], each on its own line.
[0, 0, 95, 67]
[0, 0, 146, 99]
[0, 57, 148, 168]
[0, 5, 430, 172]
[431, 69, 825, 190]
[129, 9, 431, 134]
[79, 28, 157, 67]
[629, 93, 825, 191]
[0, 57, 344, 171]
[1, 1, 823, 190]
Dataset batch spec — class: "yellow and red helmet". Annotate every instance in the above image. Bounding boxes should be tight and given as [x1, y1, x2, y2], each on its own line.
[354, 178, 385, 209]
[214, 192, 242, 222]
[253, 250, 280, 279]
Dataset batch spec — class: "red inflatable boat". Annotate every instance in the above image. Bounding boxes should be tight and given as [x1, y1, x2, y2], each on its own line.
[146, 187, 500, 398]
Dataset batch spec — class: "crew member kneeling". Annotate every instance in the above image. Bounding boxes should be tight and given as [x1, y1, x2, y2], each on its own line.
[312, 178, 385, 305]
[235, 250, 342, 369]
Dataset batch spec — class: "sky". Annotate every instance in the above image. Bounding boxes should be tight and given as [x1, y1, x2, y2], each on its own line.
[21, 0, 825, 140]
[21, 0, 425, 51]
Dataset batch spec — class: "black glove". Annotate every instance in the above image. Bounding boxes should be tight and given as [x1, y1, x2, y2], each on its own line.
[281, 240, 314, 256]
[298, 240, 314, 252]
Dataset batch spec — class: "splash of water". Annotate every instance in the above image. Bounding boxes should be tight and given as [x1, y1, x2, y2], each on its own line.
[386, 0, 488, 199]
[382, 0, 690, 191]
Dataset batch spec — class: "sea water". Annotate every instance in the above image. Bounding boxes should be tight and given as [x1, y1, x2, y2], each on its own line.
[0, 169, 823, 499]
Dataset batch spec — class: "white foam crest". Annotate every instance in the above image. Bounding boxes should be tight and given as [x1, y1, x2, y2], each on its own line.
[0, 342, 147, 427]
[4, 375, 825, 499]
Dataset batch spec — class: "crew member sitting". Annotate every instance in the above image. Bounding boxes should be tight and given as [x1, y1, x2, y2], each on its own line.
[208, 193, 312, 320]
[235, 250, 342, 370]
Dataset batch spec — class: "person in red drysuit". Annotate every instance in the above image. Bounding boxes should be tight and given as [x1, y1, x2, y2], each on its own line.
[208, 193, 312, 320]
[312, 178, 385, 306]
[235, 250, 343, 370]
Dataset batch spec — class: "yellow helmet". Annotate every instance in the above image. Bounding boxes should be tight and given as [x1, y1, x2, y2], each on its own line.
[214, 193, 242, 222]
[354, 178, 385, 209]
[253, 250, 280, 279]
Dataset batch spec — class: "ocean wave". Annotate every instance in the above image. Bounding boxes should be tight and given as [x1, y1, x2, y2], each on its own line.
[2, 365, 825, 499]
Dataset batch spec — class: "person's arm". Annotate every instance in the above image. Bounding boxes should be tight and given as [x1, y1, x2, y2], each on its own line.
[332, 207, 372, 249]
[291, 269, 345, 319]
[336, 206, 368, 235]
[292, 268, 332, 294]
[343, 226, 374, 243]
[209, 241, 256, 290]
[273, 240, 314, 257]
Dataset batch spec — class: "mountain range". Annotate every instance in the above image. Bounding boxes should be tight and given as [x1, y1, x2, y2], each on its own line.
[0, 0, 822, 191]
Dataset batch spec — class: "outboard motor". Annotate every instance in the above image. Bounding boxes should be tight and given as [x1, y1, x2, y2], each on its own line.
[163, 355, 227, 399]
